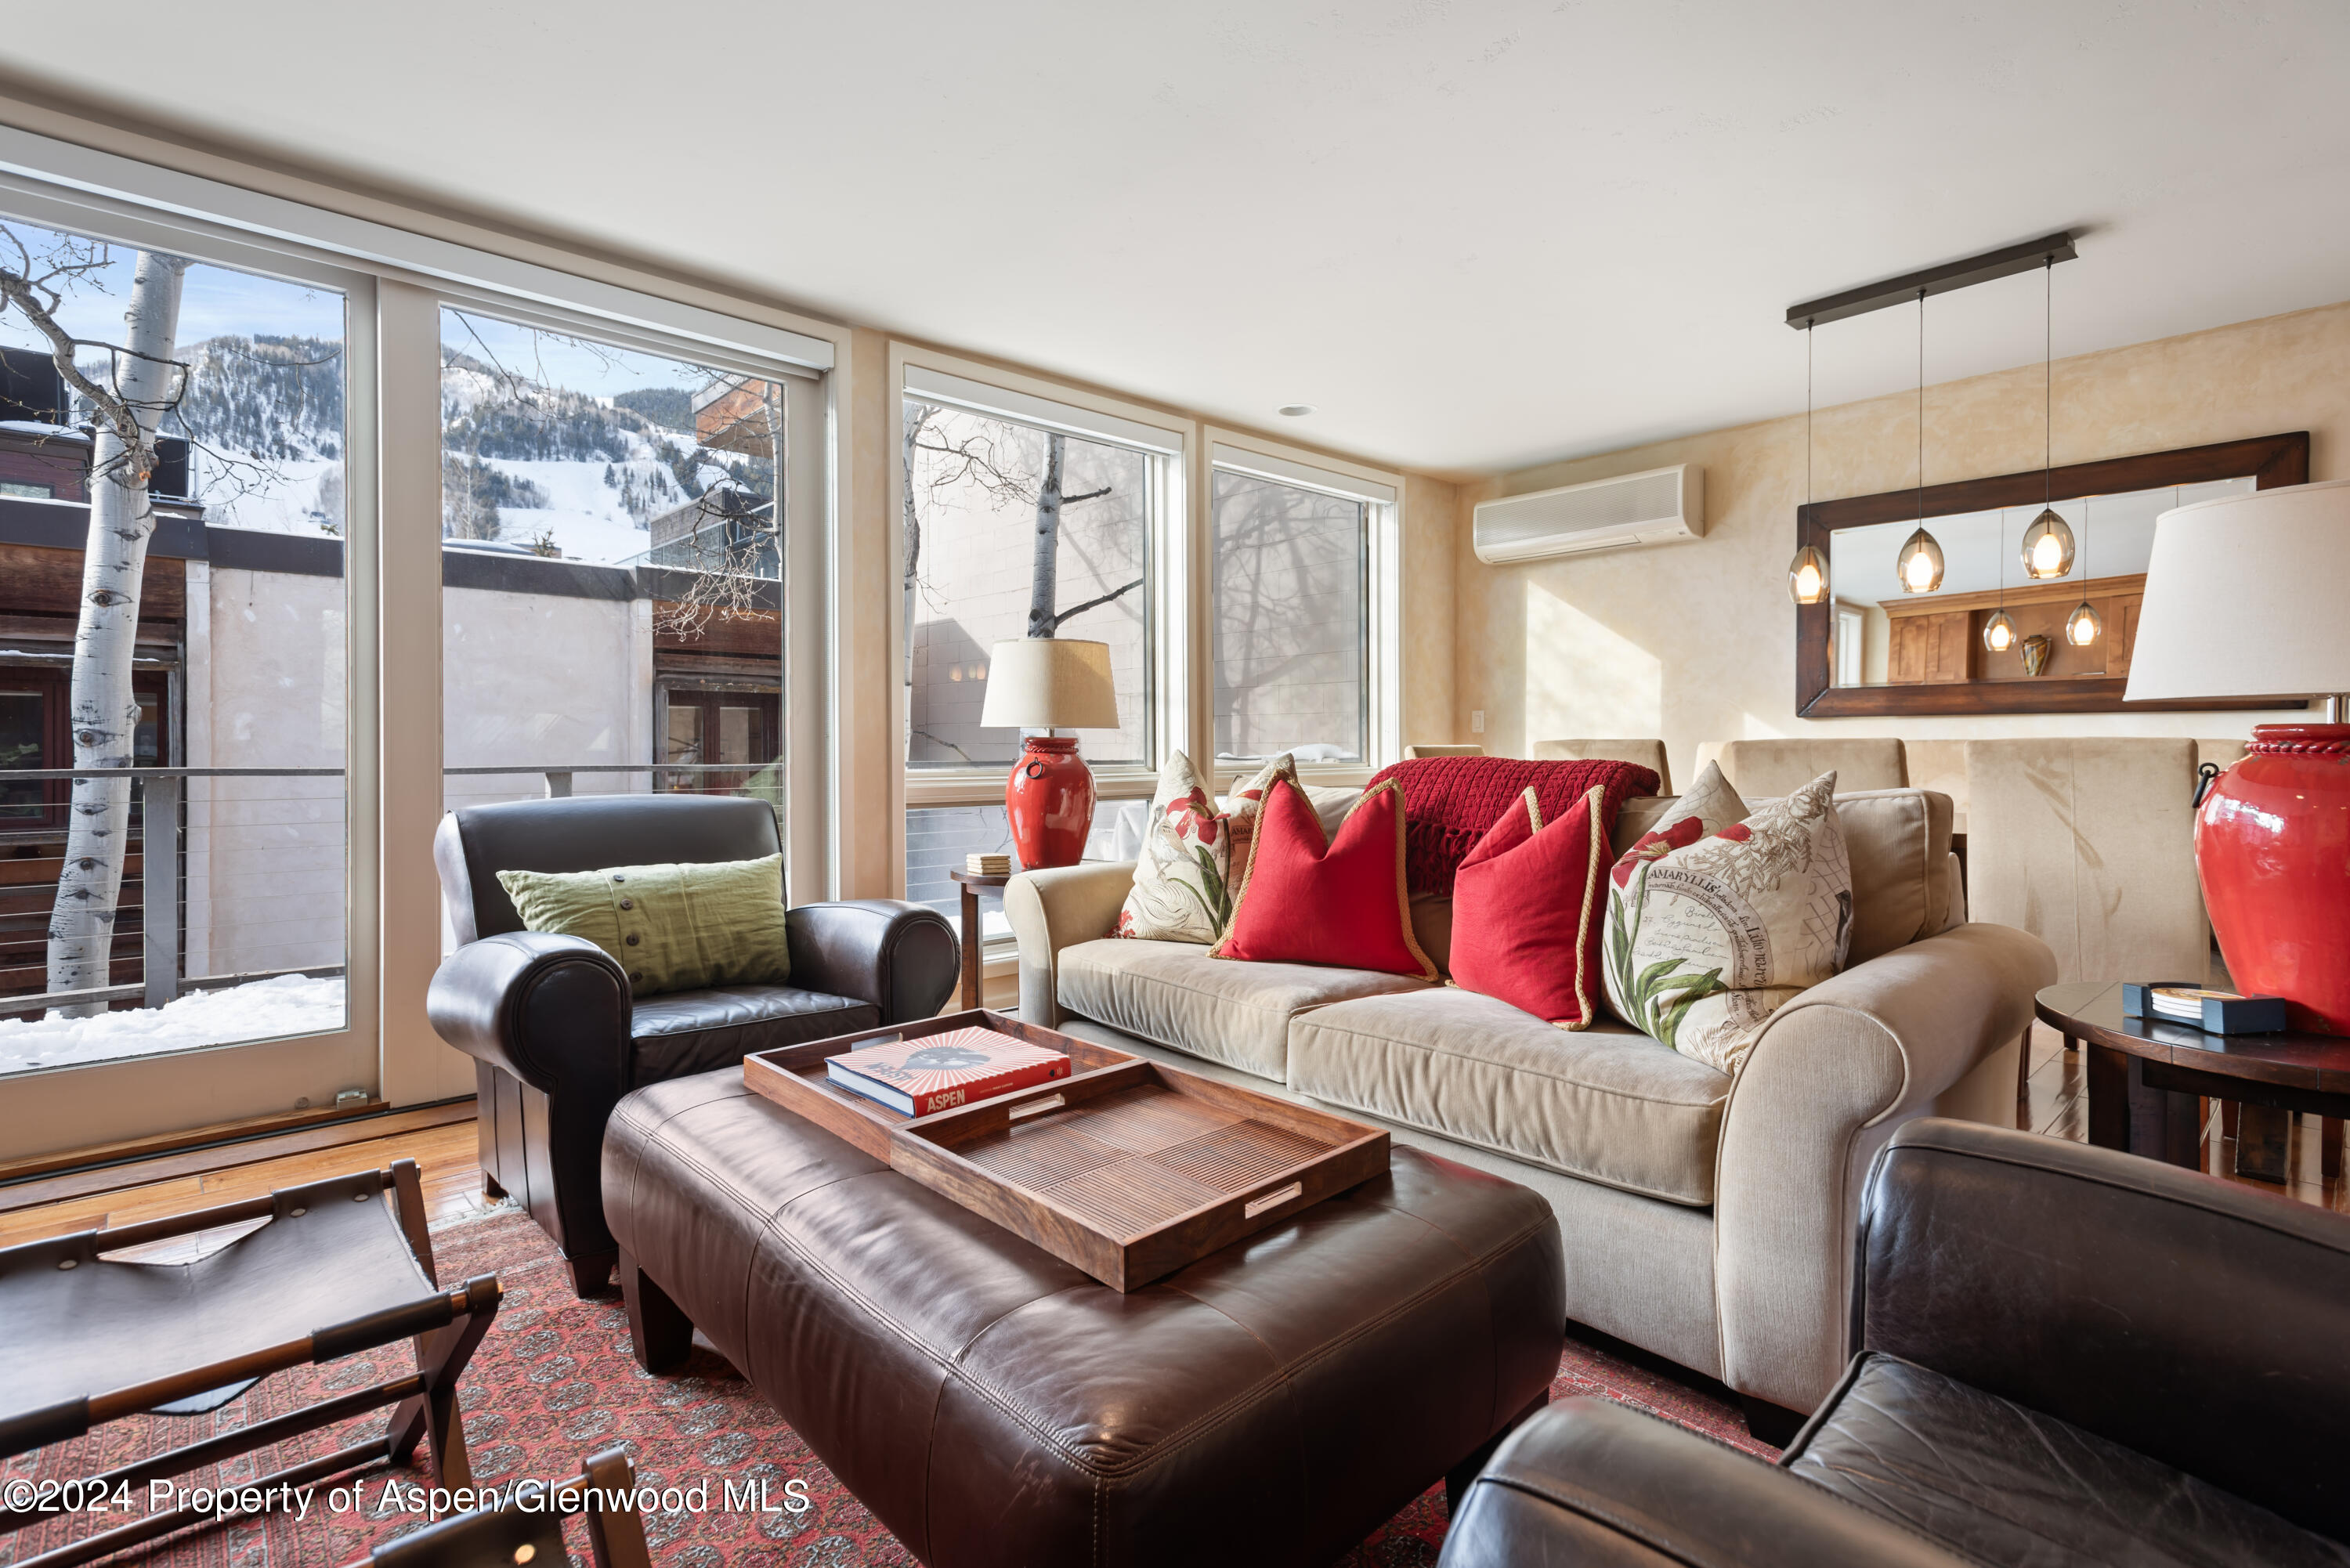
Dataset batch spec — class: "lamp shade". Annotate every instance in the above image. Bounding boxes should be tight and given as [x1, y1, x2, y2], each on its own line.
[978, 638, 1121, 729]
[2124, 479, 2350, 702]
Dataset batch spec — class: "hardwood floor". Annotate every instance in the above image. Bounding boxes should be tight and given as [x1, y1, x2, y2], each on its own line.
[2, 1031, 2342, 1253]
[0, 1117, 491, 1251]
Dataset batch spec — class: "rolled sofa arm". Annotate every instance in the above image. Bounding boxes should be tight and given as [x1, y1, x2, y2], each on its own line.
[426, 931, 631, 1100]
[786, 899, 958, 1024]
[1003, 862, 1136, 1026]
[1440, 1398, 1970, 1568]
[1854, 1117, 2350, 1537]
[1712, 921, 2055, 1411]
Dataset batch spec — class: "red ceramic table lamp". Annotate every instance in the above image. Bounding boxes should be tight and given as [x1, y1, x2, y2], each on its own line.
[2126, 478, 2350, 1034]
[979, 637, 1120, 869]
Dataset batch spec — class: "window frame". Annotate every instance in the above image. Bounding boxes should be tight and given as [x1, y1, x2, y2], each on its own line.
[889, 345, 1195, 901]
[1201, 429, 1404, 792]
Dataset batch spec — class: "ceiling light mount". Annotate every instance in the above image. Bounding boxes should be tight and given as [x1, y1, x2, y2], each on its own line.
[1276, 403, 1315, 417]
[1784, 230, 2078, 330]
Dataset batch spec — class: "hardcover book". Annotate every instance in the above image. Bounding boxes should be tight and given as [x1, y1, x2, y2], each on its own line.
[824, 1026, 1071, 1117]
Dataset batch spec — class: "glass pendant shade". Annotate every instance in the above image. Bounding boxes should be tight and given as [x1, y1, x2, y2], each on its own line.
[1787, 544, 1830, 605]
[1896, 527, 1945, 594]
[1983, 609, 2019, 653]
[2021, 508, 2076, 579]
[2065, 599, 2102, 647]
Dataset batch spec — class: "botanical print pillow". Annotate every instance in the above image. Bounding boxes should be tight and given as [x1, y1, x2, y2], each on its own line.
[1115, 752, 1291, 941]
[1602, 769, 1853, 1076]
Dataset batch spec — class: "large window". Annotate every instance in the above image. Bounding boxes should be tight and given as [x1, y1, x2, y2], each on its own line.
[896, 363, 1185, 922]
[0, 141, 834, 1162]
[436, 309, 787, 869]
[1212, 467, 1369, 764]
[0, 212, 351, 1074]
[902, 403, 1151, 770]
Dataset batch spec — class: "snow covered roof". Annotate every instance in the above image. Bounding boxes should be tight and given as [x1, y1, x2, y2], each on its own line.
[0, 419, 88, 441]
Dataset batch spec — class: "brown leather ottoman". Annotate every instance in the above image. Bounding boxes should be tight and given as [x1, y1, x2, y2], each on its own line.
[602, 1068, 1564, 1568]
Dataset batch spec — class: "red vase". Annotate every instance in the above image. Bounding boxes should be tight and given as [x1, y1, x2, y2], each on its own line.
[2196, 723, 2350, 1035]
[1004, 735, 1095, 870]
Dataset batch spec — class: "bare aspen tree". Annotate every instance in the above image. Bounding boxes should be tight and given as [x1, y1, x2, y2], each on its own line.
[0, 241, 190, 1011]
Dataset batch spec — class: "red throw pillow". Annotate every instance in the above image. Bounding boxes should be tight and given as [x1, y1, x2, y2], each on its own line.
[1209, 778, 1436, 979]
[1449, 785, 1612, 1027]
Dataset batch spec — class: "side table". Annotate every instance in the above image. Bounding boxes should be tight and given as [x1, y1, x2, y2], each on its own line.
[946, 867, 1011, 1011]
[2034, 981, 2348, 1183]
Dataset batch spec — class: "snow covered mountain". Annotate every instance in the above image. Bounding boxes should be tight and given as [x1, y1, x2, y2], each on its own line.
[148, 335, 772, 565]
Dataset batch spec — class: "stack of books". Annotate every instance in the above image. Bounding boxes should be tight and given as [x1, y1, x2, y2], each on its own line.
[2124, 983, 2287, 1035]
[966, 852, 1013, 876]
[826, 1026, 1070, 1116]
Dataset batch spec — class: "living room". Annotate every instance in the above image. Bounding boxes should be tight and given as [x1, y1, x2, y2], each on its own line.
[2, 5, 2347, 1566]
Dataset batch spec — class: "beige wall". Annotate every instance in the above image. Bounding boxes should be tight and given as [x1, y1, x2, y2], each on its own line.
[1402, 472, 1460, 753]
[1454, 300, 2349, 784]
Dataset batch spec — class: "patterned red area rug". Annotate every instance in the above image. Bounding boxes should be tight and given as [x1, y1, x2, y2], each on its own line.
[3, 1206, 1770, 1568]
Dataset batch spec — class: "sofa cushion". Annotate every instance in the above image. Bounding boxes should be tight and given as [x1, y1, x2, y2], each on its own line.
[1057, 938, 1430, 1082]
[1287, 986, 1730, 1205]
[1784, 1353, 2350, 1568]
[628, 984, 877, 1084]
[1620, 788, 1959, 966]
[1600, 771, 1853, 1076]
[499, 852, 791, 995]
[1211, 778, 1436, 980]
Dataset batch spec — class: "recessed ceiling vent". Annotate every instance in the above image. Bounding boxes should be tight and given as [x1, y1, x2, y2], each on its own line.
[1472, 464, 1705, 564]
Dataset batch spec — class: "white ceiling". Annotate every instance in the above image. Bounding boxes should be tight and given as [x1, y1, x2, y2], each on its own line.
[7, 1, 2349, 475]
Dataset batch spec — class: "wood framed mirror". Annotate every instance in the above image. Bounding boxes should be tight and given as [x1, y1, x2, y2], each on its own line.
[1794, 432, 2310, 717]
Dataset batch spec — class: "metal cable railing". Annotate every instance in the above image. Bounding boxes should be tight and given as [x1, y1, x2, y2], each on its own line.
[1, 762, 779, 1018]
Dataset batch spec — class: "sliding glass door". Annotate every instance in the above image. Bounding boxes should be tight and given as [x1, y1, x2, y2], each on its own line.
[0, 197, 377, 1154]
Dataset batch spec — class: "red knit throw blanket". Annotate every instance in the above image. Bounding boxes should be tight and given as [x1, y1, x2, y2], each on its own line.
[1365, 756, 1661, 898]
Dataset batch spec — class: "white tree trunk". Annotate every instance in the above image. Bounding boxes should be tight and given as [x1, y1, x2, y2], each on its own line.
[47, 250, 187, 1014]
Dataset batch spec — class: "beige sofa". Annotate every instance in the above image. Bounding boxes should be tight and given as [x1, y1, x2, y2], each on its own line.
[1005, 786, 2054, 1414]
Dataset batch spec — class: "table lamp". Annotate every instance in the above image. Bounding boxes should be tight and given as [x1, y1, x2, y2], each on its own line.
[2125, 478, 2350, 1034]
[978, 638, 1120, 869]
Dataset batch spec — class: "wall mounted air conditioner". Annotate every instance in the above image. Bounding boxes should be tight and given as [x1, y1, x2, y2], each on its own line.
[1471, 464, 1705, 564]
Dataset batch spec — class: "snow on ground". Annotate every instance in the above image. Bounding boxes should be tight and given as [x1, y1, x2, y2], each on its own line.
[202, 456, 344, 536]
[0, 974, 346, 1075]
[486, 453, 664, 564]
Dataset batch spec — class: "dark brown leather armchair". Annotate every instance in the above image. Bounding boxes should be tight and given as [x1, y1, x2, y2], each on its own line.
[427, 795, 956, 1295]
[1439, 1118, 2350, 1567]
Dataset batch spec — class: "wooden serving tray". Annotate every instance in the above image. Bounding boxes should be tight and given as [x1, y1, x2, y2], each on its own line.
[886, 1059, 1390, 1291]
[741, 1009, 1136, 1162]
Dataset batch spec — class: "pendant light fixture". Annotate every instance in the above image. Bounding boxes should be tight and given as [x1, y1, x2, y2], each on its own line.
[1895, 291, 1944, 594]
[2064, 492, 2102, 646]
[2020, 258, 2076, 580]
[1983, 506, 2019, 653]
[1787, 316, 1830, 605]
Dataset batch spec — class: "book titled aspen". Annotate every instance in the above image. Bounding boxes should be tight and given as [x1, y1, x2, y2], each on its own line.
[824, 1026, 1071, 1116]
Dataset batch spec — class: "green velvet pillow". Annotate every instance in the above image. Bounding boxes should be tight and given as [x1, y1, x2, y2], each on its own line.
[496, 853, 790, 995]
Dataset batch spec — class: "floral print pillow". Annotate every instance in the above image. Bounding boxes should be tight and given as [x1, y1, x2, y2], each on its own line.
[1601, 768, 1852, 1076]
[1115, 752, 1291, 942]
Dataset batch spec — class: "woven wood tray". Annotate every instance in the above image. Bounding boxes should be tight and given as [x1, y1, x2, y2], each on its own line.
[887, 1059, 1390, 1291]
[741, 1009, 1135, 1162]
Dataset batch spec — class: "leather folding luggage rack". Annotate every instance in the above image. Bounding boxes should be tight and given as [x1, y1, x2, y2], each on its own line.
[0, 1160, 501, 1568]
[348, 1444, 650, 1568]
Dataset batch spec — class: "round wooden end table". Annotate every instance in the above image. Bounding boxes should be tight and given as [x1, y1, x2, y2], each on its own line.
[946, 868, 1012, 1011]
[2034, 981, 2348, 1184]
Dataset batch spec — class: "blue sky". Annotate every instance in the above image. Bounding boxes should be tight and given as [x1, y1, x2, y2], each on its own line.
[0, 218, 343, 357]
[2, 216, 705, 403]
